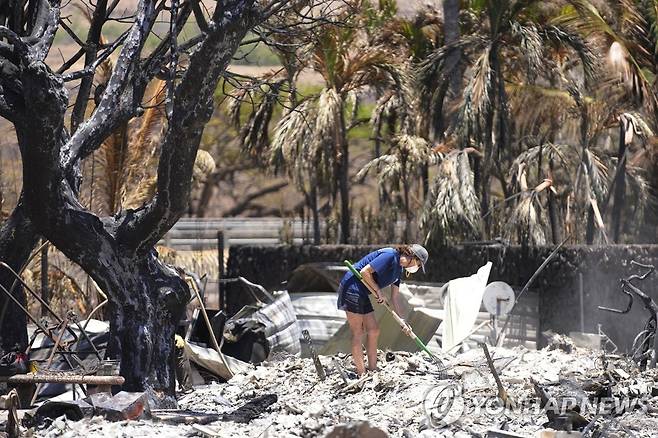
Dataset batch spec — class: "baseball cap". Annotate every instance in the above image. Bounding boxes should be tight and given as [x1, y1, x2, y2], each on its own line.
[410, 244, 428, 273]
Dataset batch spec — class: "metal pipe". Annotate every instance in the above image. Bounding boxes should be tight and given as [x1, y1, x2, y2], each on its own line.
[82, 280, 108, 333]
[0, 282, 51, 335]
[0, 262, 68, 327]
[186, 276, 233, 377]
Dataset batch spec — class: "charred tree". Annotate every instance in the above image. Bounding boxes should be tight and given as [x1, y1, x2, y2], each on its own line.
[0, 201, 39, 353]
[0, 0, 314, 407]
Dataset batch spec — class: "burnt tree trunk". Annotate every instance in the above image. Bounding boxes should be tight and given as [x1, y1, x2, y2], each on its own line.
[100, 252, 188, 403]
[0, 201, 39, 353]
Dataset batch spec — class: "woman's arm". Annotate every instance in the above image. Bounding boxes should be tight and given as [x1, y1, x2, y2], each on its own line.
[360, 264, 384, 302]
[391, 284, 403, 316]
[391, 284, 413, 336]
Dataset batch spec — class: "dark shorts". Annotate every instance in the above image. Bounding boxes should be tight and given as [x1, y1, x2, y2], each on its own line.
[337, 284, 374, 315]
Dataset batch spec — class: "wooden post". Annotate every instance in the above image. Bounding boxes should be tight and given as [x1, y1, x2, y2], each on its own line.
[579, 272, 585, 333]
[217, 231, 225, 312]
[302, 329, 325, 381]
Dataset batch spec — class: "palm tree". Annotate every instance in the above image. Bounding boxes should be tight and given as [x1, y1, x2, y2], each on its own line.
[309, 11, 395, 243]
[558, 0, 658, 242]
[420, 147, 482, 244]
[417, 0, 598, 240]
[233, 1, 398, 243]
[357, 134, 440, 241]
[269, 100, 323, 243]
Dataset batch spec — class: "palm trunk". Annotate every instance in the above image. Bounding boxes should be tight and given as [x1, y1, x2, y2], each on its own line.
[547, 159, 561, 244]
[611, 121, 627, 242]
[338, 98, 350, 244]
[403, 172, 411, 242]
[480, 103, 495, 240]
[309, 176, 320, 244]
[443, 0, 461, 97]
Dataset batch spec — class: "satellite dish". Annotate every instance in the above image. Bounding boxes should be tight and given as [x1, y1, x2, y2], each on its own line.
[483, 282, 515, 316]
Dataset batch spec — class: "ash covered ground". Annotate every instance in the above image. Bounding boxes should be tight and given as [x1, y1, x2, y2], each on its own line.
[29, 343, 658, 438]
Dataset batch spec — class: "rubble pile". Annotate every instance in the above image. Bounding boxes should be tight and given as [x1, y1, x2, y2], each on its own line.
[25, 344, 658, 437]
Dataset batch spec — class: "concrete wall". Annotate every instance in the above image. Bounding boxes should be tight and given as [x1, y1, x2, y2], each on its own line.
[227, 244, 658, 351]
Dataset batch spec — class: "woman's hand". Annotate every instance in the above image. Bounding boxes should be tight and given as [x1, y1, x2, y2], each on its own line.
[374, 292, 385, 304]
[400, 321, 413, 337]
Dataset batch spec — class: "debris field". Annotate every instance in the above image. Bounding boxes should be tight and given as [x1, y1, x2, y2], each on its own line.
[26, 343, 658, 437]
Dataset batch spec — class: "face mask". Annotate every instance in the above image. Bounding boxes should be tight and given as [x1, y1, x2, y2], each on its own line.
[405, 264, 420, 274]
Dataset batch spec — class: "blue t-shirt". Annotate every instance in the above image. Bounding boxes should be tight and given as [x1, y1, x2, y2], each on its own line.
[339, 248, 402, 297]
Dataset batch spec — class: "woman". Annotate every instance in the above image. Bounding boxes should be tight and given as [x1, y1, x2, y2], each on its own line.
[337, 244, 429, 375]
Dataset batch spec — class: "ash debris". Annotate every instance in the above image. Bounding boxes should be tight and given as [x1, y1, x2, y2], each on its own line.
[25, 344, 658, 438]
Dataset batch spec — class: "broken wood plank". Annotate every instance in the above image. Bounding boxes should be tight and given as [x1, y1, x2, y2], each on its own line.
[152, 409, 222, 425]
[0, 373, 125, 385]
[340, 374, 374, 394]
[302, 329, 326, 381]
[332, 357, 348, 386]
[223, 394, 277, 423]
[480, 343, 513, 406]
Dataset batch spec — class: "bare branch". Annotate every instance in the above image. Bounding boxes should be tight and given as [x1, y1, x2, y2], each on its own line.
[121, 0, 260, 254]
[27, 0, 62, 60]
[189, 0, 208, 32]
[70, 0, 109, 133]
[65, 0, 159, 169]
[55, 47, 85, 74]
[0, 26, 29, 59]
[58, 19, 87, 48]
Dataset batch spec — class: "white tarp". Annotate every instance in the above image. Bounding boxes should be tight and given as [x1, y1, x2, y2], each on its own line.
[441, 262, 492, 353]
[185, 341, 251, 380]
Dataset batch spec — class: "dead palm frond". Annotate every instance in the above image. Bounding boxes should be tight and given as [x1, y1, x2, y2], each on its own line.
[88, 79, 168, 214]
[239, 80, 286, 160]
[508, 142, 579, 183]
[505, 192, 549, 245]
[558, 0, 658, 112]
[420, 150, 481, 243]
[357, 134, 440, 185]
[269, 100, 318, 188]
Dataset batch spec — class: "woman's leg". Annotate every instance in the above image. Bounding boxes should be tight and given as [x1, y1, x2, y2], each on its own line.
[363, 312, 380, 371]
[345, 311, 366, 375]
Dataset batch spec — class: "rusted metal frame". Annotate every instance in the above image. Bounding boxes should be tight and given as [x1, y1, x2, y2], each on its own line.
[0, 241, 49, 331]
[31, 319, 69, 405]
[0, 261, 79, 342]
[71, 318, 103, 361]
[0, 281, 51, 336]
[0, 281, 84, 371]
